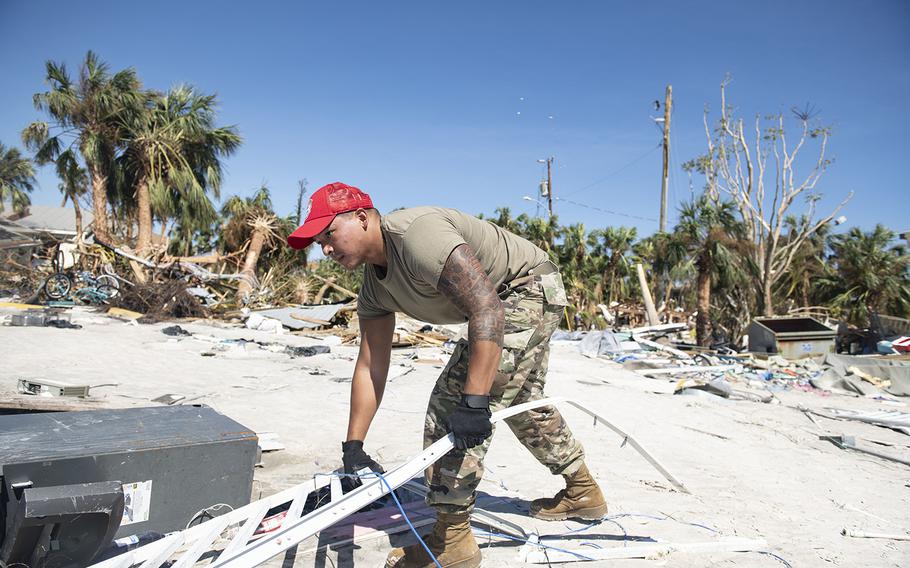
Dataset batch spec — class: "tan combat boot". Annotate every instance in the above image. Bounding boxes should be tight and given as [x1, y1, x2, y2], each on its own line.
[530, 463, 608, 521]
[384, 511, 481, 568]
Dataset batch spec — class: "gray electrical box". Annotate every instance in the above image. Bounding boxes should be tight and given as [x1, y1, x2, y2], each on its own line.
[0, 405, 258, 549]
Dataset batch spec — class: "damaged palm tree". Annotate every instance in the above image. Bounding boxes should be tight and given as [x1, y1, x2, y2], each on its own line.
[669, 196, 750, 346]
[120, 86, 240, 257]
[236, 214, 281, 300]
[22, 51, 144, 244]
[220, 185, 286, 304]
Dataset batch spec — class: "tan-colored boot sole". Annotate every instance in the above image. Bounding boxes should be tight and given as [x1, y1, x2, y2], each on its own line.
[530, 502, 608, 522]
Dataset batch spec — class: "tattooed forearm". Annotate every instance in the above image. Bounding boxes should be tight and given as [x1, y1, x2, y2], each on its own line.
[438, 244, 504, 347]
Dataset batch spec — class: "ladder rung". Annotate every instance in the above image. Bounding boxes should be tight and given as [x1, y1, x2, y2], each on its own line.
[137, 533, 185, 568]
[284, 486, 311, 525]
[171, 515, 233, 568]
[218, 501, 272, 561]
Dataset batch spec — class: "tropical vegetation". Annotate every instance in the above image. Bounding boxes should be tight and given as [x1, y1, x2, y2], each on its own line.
[9, 53, 908, 333]
[0, 143, 37, 214]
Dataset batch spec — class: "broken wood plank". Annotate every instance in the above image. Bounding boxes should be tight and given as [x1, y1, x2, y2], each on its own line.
[289, 313, 333, 326]
[633, 335, 692, 359]
[0, 392, 130, 412]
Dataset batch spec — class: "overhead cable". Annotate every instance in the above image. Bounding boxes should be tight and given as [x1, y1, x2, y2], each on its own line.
[563, 143, 661, 198]
[555, 197, 658, 223]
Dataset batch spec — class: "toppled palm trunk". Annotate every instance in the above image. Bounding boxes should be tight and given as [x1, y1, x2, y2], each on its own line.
[236, 215, 280, 303]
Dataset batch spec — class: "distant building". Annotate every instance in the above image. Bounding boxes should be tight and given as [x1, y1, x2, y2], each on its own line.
[0, 216, 41, 266]
[1, 205, 94, 242]
[900, 230, 909, 247]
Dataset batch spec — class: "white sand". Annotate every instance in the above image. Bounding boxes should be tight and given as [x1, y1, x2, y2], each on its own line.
[3, 307, 908, 567]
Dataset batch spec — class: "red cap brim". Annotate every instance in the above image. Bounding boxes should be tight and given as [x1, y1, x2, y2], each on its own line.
[287, 215, 334, 249]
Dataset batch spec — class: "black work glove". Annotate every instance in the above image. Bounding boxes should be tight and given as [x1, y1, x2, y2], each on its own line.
[447, 394, 493, 450]
[341, 440, 385, 475]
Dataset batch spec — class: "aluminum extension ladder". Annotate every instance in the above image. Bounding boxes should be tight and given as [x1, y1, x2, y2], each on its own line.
[88, 397, 687, 568]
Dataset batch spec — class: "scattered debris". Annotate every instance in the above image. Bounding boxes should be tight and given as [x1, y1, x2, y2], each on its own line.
[256, 432, 285, 453]
[152, 393, 187, 405]
[244, 311, 285, 334]
[810, 408, 910, 435]
[6, 307, 78, 328]
[17, 378, 91, 397]
[161, 325, 192, 337]
[841, 528, 910, 541]
[519, 536, 770, 563]
[115, 280, 210, 323]
[819, 434, 910, 467]
[107, 307, 143, 320]
[253, 304, 344, 330]
[674, 377, 733, 399]
[285, 345, 331, 358]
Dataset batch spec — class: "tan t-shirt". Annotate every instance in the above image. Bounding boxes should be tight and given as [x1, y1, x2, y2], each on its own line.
[357, 207, 548, 324]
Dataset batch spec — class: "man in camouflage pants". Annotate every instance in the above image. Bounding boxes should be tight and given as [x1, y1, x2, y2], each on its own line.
[288, 183, 607, 568]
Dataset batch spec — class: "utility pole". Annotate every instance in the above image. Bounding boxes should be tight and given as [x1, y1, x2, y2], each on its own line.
[537, 157, 554, 219]
[546, 157, 554, 219]
[536, 156, 555, 249]
[659, 85, 672, 233]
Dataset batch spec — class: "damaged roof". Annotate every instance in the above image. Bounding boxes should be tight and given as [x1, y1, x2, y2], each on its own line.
[0, 216, 40, 249]
[2, 205, 94, 236]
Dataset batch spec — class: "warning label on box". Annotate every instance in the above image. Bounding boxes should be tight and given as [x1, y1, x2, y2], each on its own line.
[121, 480, 152, 526]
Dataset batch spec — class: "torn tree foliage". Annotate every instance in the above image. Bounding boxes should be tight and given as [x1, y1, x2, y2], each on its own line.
[114, 280, 210, 323]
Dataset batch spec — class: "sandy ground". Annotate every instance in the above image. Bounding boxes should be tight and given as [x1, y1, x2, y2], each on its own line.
[2, 306, 909, 568]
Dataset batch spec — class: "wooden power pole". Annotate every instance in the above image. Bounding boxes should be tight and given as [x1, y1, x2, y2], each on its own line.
[659, 85, 672, 233]
[545, 157, 554, 220]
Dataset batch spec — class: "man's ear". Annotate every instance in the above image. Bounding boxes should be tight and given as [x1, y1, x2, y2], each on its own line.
[355, 208, 369, 230]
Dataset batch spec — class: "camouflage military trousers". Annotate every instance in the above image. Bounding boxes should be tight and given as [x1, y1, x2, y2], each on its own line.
[424, 264, 586, 515]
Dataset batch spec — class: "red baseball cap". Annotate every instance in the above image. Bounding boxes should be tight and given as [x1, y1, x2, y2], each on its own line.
[287, 182, 374, 249]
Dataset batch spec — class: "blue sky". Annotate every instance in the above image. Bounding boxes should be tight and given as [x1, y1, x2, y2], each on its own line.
[1, 0, 908, 238]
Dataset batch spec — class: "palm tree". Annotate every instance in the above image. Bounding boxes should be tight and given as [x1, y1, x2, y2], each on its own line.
[167, 196, 220, 257]
[588, 226, 637, 305]
[632, 232, 678, 309]
[670, 196, 748, 346]
[221, 185, 283, 301]
[815, 225, 910, 325]
[777, 216, 830, 310]
[54, 150, 89, 240]
[120, 86, 241, 255]
[517, 213, 558, 254]
[488, 207, 522, 235]
[0, 143, 36, 214]
[555, 223, 597, 316]
[22, 51, 143, 243]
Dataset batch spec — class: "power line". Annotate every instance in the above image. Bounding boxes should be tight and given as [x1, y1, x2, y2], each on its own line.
[554, 196, 658, 223]
[563, 143, 661, 198]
